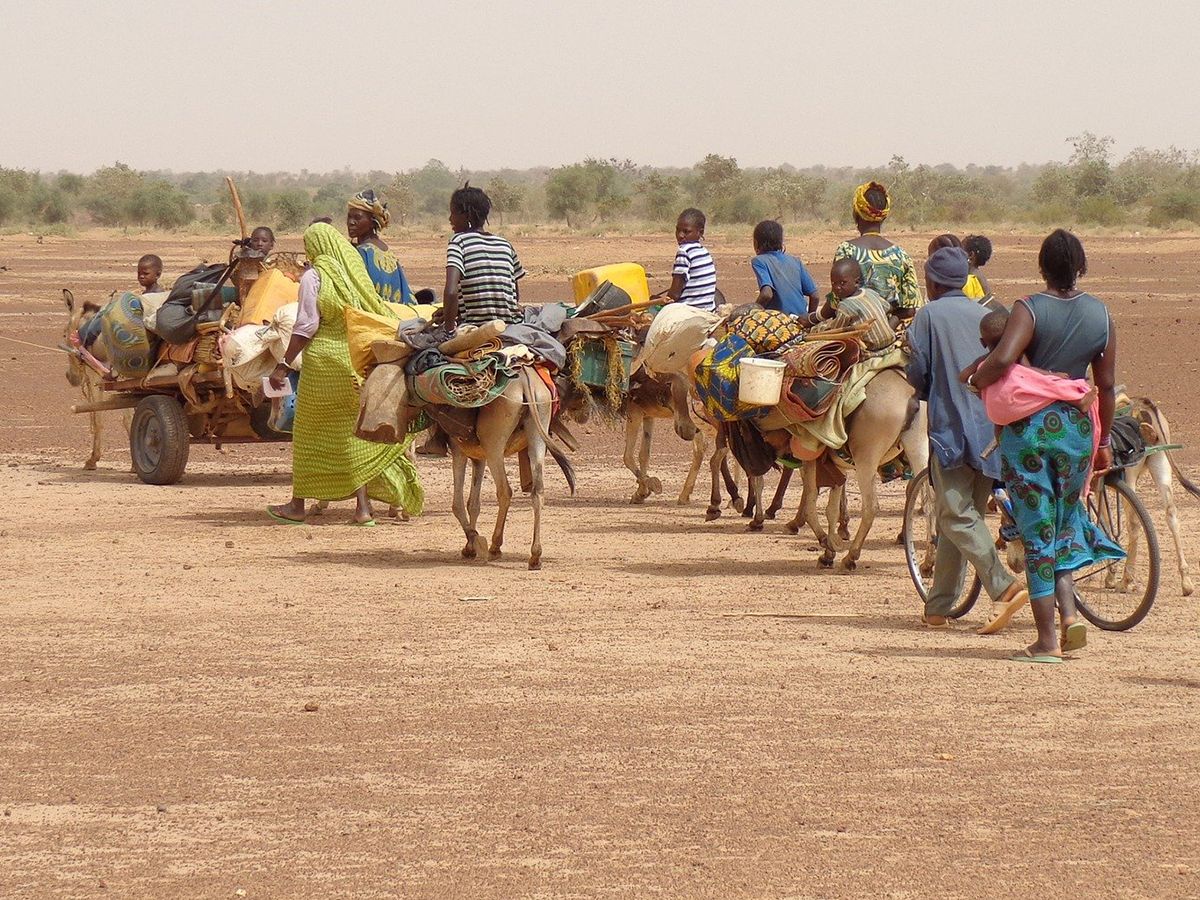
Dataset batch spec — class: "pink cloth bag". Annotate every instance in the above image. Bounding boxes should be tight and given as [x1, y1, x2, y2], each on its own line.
[981, 364, 1101, 496]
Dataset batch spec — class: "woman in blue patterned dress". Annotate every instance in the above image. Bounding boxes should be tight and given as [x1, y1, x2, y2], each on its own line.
[966, 230, 1123, 663]
[346, 189, 414, 305]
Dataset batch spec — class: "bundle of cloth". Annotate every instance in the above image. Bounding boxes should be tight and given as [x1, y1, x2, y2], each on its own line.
[76, 262, 243, 379]
[355, 304, 569, 445]
[221, 302, 302, 390]
[693, 307, 805, 423]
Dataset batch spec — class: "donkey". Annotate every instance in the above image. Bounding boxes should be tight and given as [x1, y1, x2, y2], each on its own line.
[446, 370, 575, 570]
[1118, 396, 1198, 596]
[635, 303, 925, 568]
[62, 289, 130, 470]
[779, 370, 928, 570]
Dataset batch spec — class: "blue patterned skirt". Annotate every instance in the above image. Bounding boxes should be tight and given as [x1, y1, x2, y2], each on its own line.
[999, 401, 1125, 599]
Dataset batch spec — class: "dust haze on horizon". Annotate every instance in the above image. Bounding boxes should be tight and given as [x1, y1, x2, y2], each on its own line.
[3, 0, 1196, 175]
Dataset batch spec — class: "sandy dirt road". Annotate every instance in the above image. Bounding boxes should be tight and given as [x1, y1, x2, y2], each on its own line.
[1, 232, 1199, 897]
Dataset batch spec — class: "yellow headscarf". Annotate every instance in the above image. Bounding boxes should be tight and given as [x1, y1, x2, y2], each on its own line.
[302, 222, 395, 319]
[347, 189, 390, 231]
[852, 181, 891, 223]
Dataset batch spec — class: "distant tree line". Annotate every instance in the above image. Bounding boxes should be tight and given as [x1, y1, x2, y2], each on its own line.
[2, 135, 1199, 231]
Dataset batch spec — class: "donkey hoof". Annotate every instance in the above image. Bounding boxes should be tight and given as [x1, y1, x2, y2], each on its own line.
[784, 521, 800, 535]
[839, 528, 852, 542]
[746, 521, 764, 533]
[83, 459, 98, 471]
[765, 508, 779, 520]
[528, 557, 542, 571]
[629, 494, 647, 505]
[818, 554, 835, 569]
[705, 508, 721, 522]
[675, 495, 692, 506]
[646, 477, 663, 495]
[840, 557, 858, 572]
[488, 548, 502, 561]
[731, 497, 745, 513]
[461, 545, 477, 560]
[1183, 579, 1195, 597]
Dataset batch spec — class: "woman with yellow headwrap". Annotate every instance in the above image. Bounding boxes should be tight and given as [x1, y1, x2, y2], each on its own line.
[830, 181, 923, 323]
[266, 222, 422, 526]
[347, 188, 415, 305]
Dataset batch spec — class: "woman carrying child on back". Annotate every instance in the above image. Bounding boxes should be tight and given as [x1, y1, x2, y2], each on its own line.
[833, 181, 922, 326]
[964, 229, 1124, 664]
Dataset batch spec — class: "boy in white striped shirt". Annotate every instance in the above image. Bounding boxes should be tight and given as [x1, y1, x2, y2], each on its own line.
[666, 208, 718, 312]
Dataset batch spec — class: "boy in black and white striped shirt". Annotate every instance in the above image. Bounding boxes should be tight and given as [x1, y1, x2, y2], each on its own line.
[443, 185, 525, 328]
[666, 208, 717, 312]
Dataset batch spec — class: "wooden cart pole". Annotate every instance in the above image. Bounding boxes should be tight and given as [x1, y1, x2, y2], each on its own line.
[226, 176, 248, 239]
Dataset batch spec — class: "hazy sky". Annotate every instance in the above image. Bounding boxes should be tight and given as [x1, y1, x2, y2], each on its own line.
[4, 0, 1197, 174]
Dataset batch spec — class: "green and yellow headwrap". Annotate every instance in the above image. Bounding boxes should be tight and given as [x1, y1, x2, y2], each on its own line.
[348, 189, 390, 232]
[302, 222, 394, 319]
[852, 181, 891, 223]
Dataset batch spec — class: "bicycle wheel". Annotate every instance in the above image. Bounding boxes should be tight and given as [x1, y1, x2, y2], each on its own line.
[902, 468, 981, 618]
[1074, 476, 1160, 631]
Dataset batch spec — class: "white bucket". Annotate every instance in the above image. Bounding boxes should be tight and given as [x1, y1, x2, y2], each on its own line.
[738, 357, 786, 406]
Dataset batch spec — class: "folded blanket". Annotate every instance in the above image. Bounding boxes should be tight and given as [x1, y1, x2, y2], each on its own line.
[408, 358, 511, 409]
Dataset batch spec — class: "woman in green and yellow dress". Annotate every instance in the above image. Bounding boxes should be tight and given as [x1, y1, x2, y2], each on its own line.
[266, 222, 422, 526]
[832, 181, 923, 325]
[346, 188, 414, 305]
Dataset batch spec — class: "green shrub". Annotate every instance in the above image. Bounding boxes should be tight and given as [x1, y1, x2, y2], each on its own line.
[1147, 188, 1200, 227]
[273, 189, 312, 230]
[1077, 195, 1125, 225]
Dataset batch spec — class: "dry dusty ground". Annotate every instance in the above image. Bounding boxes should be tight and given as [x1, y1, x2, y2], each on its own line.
[1, 231, 1199, 898]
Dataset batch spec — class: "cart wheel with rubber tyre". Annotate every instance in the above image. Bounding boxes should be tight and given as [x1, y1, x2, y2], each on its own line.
[130, 395, 190, 485]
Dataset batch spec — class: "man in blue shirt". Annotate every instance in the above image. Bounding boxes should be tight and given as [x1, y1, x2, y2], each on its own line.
[906, 247, 1028, 631]
[750, 220, 820, 316]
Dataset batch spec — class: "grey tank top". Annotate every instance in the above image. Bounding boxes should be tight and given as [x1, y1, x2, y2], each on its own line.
[1020, 291, 1110, 379]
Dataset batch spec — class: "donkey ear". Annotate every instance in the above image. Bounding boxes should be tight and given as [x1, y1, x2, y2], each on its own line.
[62, 288, 75, 311]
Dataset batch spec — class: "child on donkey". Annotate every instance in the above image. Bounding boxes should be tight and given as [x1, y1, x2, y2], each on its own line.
[750, 219, 819, 316]
[666, 208, 718, 312]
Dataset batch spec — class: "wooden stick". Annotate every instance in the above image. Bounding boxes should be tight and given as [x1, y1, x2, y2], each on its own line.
[226, 176, 248, 239]
[72, 396, 145, 414]
[583, 298, 661, 319]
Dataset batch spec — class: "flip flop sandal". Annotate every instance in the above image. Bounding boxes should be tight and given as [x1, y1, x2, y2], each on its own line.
[1061, 621, 1088, 653]
[1010, 648, 1063, 665]
[266, 506, 306, 525]
[978, 588, 1030, 635]
[921, 615, 952, 628]
[350, 519, 377, 528]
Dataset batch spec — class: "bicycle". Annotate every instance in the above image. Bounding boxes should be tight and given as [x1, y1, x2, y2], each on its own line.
[902, 464, 1160, 630]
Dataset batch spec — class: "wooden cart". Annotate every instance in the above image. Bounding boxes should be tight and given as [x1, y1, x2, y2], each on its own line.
[72, 346, 291, 485]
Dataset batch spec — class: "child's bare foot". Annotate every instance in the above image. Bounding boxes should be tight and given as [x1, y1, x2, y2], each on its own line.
[1075, 386, 1098, 413]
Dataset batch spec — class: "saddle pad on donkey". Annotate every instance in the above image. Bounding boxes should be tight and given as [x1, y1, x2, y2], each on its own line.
[778, 376, 842, 422]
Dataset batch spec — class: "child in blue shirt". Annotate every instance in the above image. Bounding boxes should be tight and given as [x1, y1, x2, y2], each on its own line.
[750, 220, 820, 316]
